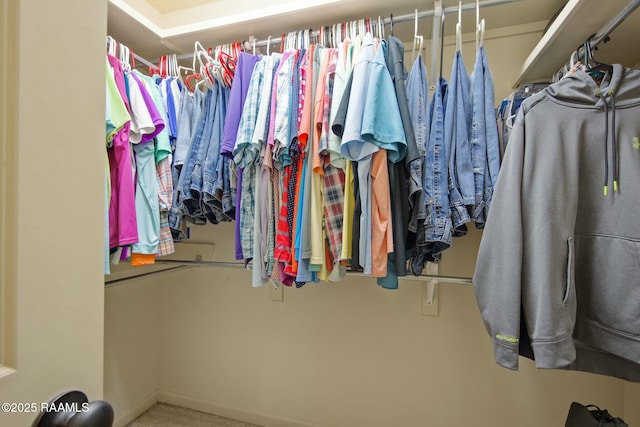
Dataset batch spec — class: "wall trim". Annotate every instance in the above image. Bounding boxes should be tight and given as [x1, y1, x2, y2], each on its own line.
[157, 390, 326, 427]
[113, 390, 158, 427]
[0, 0, 18, 372]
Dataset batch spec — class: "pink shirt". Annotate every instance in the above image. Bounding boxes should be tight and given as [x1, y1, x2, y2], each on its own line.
[107, 55, 138, 248]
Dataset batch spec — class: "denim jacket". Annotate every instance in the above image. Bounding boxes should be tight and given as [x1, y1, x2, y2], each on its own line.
[423, 77, 452, 260]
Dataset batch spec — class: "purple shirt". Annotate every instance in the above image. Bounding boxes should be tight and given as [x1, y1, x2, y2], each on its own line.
[220, 52, 259, 260]
[221, 53, 260, 158]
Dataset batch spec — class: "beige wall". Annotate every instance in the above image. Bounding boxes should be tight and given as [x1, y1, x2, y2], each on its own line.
[0, 1, 107, 426]
[0, 0, 18, 371]
[153, 224, 625, 427]
[624, 382, 640, 425]
[105, 280, 161, 426]
[104, 20, 634, 427]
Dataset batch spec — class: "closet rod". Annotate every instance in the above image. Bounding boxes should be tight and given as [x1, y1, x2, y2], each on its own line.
[169, 0, 522, 62]
[104, 265, 194, 287]
[156, 259, 474, 285]
[583, 0, 640, 53]
[133, 52, 155, 69]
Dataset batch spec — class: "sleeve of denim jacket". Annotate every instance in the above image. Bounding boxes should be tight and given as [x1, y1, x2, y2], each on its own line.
[472, 110, 525, 371]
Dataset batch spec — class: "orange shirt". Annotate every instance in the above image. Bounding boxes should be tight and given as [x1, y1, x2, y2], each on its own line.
[370, 149, 393, 277]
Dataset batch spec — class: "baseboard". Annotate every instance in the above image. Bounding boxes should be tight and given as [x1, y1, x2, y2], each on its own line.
[113, 390, 158, 427]
[157, 390, 326, 427]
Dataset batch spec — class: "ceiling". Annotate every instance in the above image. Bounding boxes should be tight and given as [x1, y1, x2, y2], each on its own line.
[107, 0, 568, 59]
[107, 0, 640, 78]
[146, 0, 223, 14]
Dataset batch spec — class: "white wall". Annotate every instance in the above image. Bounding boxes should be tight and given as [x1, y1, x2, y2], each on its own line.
[0, 1, 106, 426]
[104, 21, 634, 427]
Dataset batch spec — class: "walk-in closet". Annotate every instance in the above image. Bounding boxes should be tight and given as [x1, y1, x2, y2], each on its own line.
[2, 1, 640, 426]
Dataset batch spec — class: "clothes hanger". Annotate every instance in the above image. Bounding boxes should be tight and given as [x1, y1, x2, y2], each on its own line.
[584, 35, 613, 79]
[106, 36, 118, 57]
[266, 36, 272, 56]
[411, 9, 423, 64]
[194, 46, 218, 89]
[217, 50, 236, 86]
[476, 0, 486, 50]
[119, 44, 131, 71]
[439, 8, 445, 79]
[170, 54, 180, 78]
[185, 72, 202, 92]
[389, 14, 394, 37]
[456, 1, 463, 53]
[430, 0, 443, 90]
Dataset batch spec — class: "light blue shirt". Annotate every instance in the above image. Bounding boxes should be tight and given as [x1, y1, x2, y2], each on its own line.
[361, 39, 407, 163]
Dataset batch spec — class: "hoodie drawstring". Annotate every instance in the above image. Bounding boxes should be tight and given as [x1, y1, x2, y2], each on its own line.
[597, 90, 617, 196]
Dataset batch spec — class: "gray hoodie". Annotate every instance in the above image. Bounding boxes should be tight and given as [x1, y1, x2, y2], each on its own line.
[473, 64, 640, 381]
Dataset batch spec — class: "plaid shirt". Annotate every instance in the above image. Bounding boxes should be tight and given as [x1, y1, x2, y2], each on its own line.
[319, 49, 344, 264]
[323, 164, 345, 264]
[234, 58, 267, 259]
[156, 155, 175, 256]
[319, 49, 338, 154]
[273, 52, 295, 165]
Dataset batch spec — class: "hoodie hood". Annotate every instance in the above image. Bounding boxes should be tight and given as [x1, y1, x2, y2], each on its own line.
[544, 65, 640, 195]
[546, 64, 640, 109]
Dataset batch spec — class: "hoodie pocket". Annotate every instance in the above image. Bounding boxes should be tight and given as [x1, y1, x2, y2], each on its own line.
[564, 236, 575, 304]
[574, 233, 640, 339]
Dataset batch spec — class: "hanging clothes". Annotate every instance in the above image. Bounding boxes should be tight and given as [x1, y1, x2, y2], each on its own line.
[135, 70, 175, 257]
[469, 45, 501, 227]
[379, 34, 414, 288]
[405, 53, 429, 276]
[105, 57, 132, 273]
[106, 55, 138, 250]
[126, 71, 164, 264]
[221, 52, 259, 260]
[473, 64, 640, 382]
[104, 16, 506, 284]
[444, 48, 473, 236]
[423, 76, 451, 264]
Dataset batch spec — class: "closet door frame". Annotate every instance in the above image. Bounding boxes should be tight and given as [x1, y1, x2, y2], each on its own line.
[0, 0, 18, 373]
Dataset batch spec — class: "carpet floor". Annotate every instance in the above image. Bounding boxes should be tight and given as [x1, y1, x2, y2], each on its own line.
[126, 403, 263, 427]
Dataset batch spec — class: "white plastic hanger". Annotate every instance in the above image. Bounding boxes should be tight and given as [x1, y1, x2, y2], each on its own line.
[430, 0, 443, 90]
[119, 43, 131, 71]
[476, 0, 486, 50]
[106, 36, 117, 57]
[266, 35, 272, 56]
[456, 1, 463, 52]
[412, 9, 424, 64]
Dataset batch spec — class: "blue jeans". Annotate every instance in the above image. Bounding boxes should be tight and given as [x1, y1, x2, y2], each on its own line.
[203, 84, 232, 222]
[182, 88, 215, 218]
[424, 77, 452, 258]
[470, 47, 501, 226]
[169, 89, 205, 238]
[406, 54, 429, 230]
[444, 50, 473, 236]
[481, 48, 501, 220]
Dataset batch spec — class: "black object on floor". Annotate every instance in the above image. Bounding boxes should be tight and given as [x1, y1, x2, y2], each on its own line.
[565, 401, 628, 427]
[32, 390, 114, 427]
